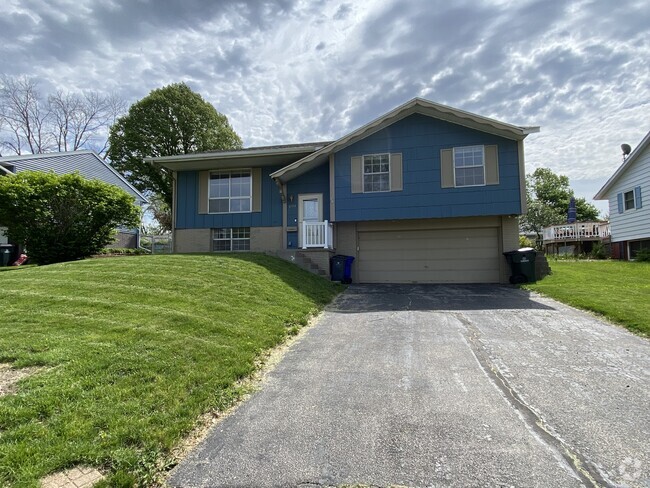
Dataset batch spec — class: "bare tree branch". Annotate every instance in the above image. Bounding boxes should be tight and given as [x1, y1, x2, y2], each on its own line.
[0, 75, 53, 154]
[1, 75, 125, 156]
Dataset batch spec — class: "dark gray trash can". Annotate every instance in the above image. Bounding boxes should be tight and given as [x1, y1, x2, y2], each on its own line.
[331, 255, 354, 283]
[0, 244, 16, 267]
[503, 248, 537, 284]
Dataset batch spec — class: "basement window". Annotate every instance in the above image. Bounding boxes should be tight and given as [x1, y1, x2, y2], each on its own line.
[212, 228, 250, 251]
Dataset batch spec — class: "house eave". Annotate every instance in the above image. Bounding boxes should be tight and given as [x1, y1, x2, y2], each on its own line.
[594, 130, 650, 200]
[148, 143, 332, 171]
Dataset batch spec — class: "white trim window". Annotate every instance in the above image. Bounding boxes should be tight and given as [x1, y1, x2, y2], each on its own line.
[623, 190, 635, 211]
[212, 228, 250, 251]
[209, 170, 252, 213]
[453, 145, 485, 187]
[363, 153, 390, 192]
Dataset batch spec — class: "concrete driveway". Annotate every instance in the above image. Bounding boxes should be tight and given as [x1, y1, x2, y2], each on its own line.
[170, 285, 649, 488]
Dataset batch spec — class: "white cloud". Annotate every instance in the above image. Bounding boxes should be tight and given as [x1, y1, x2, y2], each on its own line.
[1, 0, 649, 206]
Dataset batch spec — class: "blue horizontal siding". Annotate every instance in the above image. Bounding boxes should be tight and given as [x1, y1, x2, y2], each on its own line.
[176, 167, 283, 228]
[334, 113, 522, 221]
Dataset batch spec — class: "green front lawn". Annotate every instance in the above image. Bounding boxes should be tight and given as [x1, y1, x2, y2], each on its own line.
[0, 254, 342, 487]
[524, 260, 650, 336]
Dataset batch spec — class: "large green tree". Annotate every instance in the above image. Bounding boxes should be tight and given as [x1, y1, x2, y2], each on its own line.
[0, 171, 140, 264]
[521, 167, 600, 242]
[108, 83, 242, 208]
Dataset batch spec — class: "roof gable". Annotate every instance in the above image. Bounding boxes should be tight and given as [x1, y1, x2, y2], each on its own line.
[0, 150, 148, 204]
[594, 130, 650, 199]
[270, 97, 539, 183]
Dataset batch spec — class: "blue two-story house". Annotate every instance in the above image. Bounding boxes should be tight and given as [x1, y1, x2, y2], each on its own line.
[151, 98, 539, 283]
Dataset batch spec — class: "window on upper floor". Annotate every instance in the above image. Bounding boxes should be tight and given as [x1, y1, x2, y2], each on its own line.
[209, 171, 251, 213]
[453, 146, 485, 187]
[363, 153, 390, 192]
[617, 187, 642, 214]
[212, 227, 250, 251]
[624, 190, 635, 211]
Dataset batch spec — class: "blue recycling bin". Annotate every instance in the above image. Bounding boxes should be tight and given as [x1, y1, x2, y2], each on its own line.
[331, 255, 354, 283]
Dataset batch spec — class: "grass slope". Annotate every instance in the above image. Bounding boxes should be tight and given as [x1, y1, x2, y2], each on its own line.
[525, 260, 650, 336]
[0, 254, 341, 487]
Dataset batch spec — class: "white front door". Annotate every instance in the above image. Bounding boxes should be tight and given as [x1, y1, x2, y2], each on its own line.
[298, 194, 323, 247]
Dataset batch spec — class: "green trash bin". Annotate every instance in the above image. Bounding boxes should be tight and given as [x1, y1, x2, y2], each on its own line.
[503, 248, 537, 284]
[0, 244, 15, 267]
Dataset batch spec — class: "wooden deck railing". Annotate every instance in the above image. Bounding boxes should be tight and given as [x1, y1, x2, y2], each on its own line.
[542, 222, 610, 242]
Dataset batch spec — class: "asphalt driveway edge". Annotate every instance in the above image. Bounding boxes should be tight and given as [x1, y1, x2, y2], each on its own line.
[164, 298, 343, 486]
[456, 312, 611, 487]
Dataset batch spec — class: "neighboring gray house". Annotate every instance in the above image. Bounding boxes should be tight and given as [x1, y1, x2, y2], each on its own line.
[0, 150, 148, 250]
[594, 131, 649, 259]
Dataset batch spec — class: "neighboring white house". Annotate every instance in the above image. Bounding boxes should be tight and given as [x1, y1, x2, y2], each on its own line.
[594, 131, 649, 259]
[0, 150, 148, 251]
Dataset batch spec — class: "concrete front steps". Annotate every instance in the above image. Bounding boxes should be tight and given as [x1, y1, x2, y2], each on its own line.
[274, 249, 334, 279]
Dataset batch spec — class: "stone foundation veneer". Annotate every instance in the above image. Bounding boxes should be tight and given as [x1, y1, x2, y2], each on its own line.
[174, 228, 212, 253]
[174, 227, 283, 253]
[250, 227, 283, 252]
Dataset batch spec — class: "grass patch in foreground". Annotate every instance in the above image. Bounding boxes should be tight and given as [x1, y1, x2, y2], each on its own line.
[524, 260, 650, 336]
[0, 254, 342, 487]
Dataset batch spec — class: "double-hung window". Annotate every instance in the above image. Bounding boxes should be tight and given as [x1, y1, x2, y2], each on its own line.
[212, 228, 250, 251]
[363, 153, 390, 192]
[624, 190, 635, 211]
[453, 146, 485, 187]
[209, 171, 251, 213]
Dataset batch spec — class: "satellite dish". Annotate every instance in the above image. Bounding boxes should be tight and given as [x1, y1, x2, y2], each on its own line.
[621, 143, 632, 156]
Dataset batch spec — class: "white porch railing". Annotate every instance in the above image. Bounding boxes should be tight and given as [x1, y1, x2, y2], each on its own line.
[542, 222, 610, 241]
[302, 220, 333, 249]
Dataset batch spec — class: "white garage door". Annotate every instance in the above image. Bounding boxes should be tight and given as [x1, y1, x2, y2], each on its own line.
[357, 227, 500, 283]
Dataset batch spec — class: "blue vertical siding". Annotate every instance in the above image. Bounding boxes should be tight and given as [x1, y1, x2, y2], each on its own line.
[175, 166, 283, 228]
[287, 231, 298, 249]
[286, 163, 330, 248]
[334, 114, 522, 221]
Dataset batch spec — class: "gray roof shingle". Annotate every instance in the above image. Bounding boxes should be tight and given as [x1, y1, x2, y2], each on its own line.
[0, 150, 148, 205]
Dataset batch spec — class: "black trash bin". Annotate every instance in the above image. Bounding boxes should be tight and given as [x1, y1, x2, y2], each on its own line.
[503, 248, 537, 284]
[331, 255, 355, 283]
[0, 244, 16, 267]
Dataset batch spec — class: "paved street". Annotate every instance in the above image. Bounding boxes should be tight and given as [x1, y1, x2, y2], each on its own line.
[170, 285, 649, 487]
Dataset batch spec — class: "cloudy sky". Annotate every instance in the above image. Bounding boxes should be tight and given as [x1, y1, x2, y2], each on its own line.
[3, 0, 649, 214]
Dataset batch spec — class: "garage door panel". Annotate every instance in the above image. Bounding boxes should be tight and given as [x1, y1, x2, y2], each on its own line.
[359, 268, 499, 284]
[359, 258, 499, 271]
[358, 227, 500, 284]
[361, 237, 493, 251]
[360, 247, 499, 262]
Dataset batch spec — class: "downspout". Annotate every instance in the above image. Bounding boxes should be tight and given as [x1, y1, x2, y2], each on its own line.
[274, 177, 288, 250]
[517, 139, 527, 215]
[171, 170, 178, 253]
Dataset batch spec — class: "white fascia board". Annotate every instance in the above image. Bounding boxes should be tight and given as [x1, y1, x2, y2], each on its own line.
[146, 144, 329, 165]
